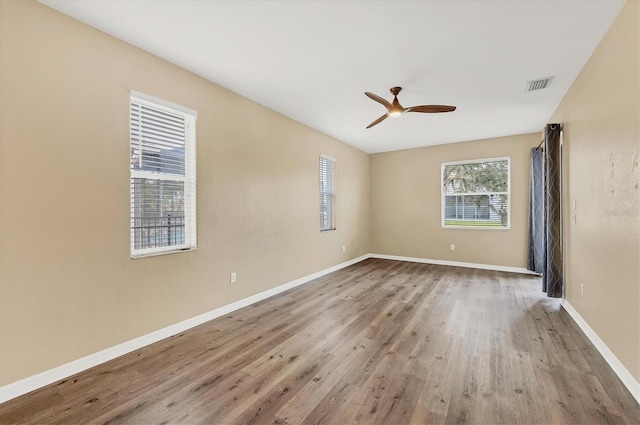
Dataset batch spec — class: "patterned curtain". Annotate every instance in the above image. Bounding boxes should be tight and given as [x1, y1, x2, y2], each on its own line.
[527, 148, 545, 273]
[544, 124, 563, 297]
[528, 124, 563, 297]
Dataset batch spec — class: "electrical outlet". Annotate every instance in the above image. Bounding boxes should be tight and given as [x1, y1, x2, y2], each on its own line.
[450, 244, 455, 251]
[580, 282, 584, 295]
[230, 272, 237, 283]
[342, 245, 346, 252]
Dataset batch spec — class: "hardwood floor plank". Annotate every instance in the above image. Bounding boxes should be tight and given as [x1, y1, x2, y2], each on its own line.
[350, 355, 424, 425]
[274, 336, 369, 425]
[1, 259, 638, 425]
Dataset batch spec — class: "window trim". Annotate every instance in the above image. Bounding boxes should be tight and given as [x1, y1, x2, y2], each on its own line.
[441, 156, 511, 230]
[319, 153, 336, 232]
[130, 91, 197, 258]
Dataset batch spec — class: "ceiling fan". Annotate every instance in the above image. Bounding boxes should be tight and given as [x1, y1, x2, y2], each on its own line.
[364, 87, 456, 128]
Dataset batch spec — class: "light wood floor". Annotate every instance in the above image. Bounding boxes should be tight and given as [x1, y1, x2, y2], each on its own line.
[1, 259, 638, 424]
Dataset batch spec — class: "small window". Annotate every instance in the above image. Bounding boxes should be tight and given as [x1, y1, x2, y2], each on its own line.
[441, 157, 510, 229]
[130, 91, 197, 257]
[319, 154, 336, 231]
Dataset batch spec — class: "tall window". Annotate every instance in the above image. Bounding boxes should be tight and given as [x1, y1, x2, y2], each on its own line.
[319, 154, 336, 231]
[130, 91, 197, 257]
[441, 157, 510, 229]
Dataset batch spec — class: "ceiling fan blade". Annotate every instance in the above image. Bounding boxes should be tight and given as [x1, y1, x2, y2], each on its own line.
[406, 105, 456, 113]
[365, 92, 392, 109]
[366, 113, 389, 129]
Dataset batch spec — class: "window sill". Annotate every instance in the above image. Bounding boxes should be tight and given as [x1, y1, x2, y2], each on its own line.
[441, 225, 510, 231]
[131, 247, 197, 259]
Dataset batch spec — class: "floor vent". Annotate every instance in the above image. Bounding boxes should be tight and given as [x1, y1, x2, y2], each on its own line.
[525, 77, 553, 92]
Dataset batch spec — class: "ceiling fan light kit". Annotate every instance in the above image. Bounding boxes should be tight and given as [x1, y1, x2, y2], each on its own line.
[364, 86, 456, 128]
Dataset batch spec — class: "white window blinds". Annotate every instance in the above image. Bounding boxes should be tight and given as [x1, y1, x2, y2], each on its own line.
[319, 154, 336, 231]
[130, 91, 197, 257]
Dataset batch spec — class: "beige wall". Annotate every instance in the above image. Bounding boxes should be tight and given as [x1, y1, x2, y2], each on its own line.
[550, 0, 639, 382]
[0, 0, 369, 386]
[370, 133, 539, 268]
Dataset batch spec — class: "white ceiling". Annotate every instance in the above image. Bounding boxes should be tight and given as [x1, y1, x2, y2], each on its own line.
[40, 0, 624, 153]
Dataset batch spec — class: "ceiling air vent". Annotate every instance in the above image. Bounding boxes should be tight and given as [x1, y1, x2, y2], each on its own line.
[525, 77, 553, 92]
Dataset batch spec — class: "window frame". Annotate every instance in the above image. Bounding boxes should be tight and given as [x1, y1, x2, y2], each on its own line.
[441, 156, 511, 230]
[130, 90, 197, 258]
[319, 154, 336, 232]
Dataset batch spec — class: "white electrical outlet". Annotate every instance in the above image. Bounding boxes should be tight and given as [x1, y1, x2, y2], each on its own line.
[230, 272, 237, 283]
[450, 244, 455, 251]
[580, 282, 584, 295]
[342, 245, 346, 252]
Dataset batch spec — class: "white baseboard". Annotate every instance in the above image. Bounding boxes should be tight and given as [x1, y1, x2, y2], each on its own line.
[561, 299, 640, 403]
[369, 253, 540, 275]
[0, 254, 369, 404]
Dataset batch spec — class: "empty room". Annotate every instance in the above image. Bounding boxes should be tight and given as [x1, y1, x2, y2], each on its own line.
[0, 0, 638, 424]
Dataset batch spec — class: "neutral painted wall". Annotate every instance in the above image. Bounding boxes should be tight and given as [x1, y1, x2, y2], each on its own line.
[549, 0, 639, 382]
[0, 0, 369, 386]
[370, 133, 539, 268]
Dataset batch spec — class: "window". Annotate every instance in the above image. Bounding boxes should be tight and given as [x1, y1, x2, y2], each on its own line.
[441, 157, 510, 229]
[319, 154, 336, 231]
[130, 91, 197, 257]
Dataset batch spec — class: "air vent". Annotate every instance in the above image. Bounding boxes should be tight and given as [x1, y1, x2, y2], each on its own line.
[525, 77, 553, 92]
